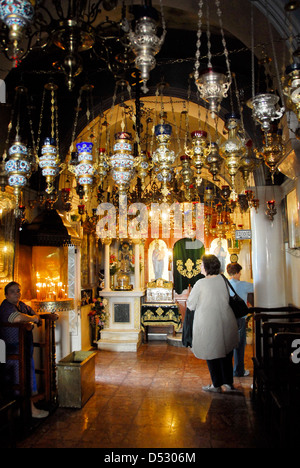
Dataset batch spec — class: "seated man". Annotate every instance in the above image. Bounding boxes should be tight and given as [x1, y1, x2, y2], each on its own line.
[0, 281, 49, 418]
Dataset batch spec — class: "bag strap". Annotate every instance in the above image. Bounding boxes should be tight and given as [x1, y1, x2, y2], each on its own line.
[221, 274, 237, 296]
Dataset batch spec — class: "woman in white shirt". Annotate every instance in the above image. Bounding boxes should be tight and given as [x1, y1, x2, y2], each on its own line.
[187, 254, 239, 392]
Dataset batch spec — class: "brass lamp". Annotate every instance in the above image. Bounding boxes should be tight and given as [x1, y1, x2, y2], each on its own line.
[219, 114, 246, 187]
[259, 124, 284, 183]
[283, 62, 300, 122]
[185, 130, 211, 187]
[152, 124, 175, 190]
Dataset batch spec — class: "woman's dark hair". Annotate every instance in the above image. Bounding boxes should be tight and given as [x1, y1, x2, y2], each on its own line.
[201, 254, 220, 276]
[226, 263, 242, 276]
[4, 281, 20, 296]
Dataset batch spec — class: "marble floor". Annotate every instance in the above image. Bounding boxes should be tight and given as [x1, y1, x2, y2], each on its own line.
[16, 342, 271, 449]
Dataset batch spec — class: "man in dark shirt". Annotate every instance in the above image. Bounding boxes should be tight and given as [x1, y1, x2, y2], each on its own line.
[0, 281, 49, 418]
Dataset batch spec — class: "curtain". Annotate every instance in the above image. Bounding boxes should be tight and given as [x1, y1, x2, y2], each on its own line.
[173, 238, 205, 294]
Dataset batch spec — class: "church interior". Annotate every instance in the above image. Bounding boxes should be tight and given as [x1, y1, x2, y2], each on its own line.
[0, 0, 300, 450]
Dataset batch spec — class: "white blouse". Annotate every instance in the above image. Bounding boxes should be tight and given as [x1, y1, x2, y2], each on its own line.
[186, 275, 239, 360]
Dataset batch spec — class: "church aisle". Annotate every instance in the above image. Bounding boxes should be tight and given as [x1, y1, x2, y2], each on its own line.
[17, 343, 270, 448]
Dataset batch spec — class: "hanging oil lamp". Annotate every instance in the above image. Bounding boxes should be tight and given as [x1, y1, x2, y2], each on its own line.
[39, 137, 60, 194]
[196, 68, 231, 119]
[239, 139, 262, 185]
[206, 141, 222, 181]
[37, 81, 63, 193]
[136, 150, 151, 190]
[265, 199, 277, 221]
[185, 130, 211, 187]
[220, 185, 231, 202]
[97, 147, 108, 187]
[247, 93, 284, 132]
[152, 124, 175, 191]
[75, 141, 95, 200]
[283, 62, 300, 122]
[128, 5, 166, 94]
[219, 113, 246, 187]
[0, 0, 35, 63]
[5, 137, 32, 210]
[180, 155, 194, 189]
[110, 132, 136, 194]
[259, 124, 284, 183]
[193, 0, 232, 118]
[238, 194, 249, 212]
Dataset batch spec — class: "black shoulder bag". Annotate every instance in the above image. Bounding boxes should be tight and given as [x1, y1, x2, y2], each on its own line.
[221, 274, 249, 319]
[182, 307, 195, 348]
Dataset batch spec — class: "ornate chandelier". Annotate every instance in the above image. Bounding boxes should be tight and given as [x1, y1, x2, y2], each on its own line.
[0, 1, 133, 89]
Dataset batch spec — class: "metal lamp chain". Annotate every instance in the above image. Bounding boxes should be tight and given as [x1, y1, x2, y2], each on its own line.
[215, 0, 232, 84]
[36, 87, 46, 155]
[251, 2, 255, 99]
[206, 1, 212, 68]
[70, 88, 83, 154]
[263, 0, 285, 108]
[194, 0, 204, 81]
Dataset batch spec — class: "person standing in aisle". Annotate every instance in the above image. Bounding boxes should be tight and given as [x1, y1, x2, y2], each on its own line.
[226, 263, 254, 377]
[187, 254, 239, 393]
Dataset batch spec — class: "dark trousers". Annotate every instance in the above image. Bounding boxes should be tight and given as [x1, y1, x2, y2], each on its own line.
[206, 351, 234, 387]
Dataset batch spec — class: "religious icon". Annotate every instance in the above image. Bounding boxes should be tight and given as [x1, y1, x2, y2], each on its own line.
[152, 241, 165, 280]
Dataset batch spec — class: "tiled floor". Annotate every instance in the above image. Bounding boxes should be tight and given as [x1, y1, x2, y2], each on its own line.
[17, 342, 271, 449]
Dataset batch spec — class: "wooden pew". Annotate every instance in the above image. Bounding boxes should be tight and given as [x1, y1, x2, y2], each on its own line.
[249, 306, 300, 406]
[270, 332, 300, 447]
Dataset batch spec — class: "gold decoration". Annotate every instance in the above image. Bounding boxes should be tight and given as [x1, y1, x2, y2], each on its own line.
[176, 258, 202, 278]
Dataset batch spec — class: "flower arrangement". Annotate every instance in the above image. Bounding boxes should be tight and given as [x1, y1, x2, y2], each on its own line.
[88, 297, 109, 330]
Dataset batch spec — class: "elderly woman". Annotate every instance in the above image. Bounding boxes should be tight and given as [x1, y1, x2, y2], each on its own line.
[186, 254, 239, 393]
